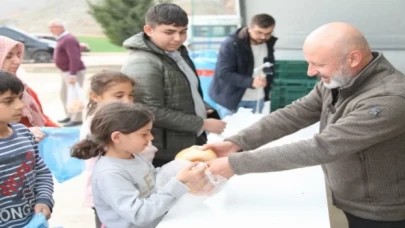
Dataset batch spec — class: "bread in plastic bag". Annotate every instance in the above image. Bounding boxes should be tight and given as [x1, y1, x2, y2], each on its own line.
[67, 82, 85, 114]
[156, 160, 227, 196]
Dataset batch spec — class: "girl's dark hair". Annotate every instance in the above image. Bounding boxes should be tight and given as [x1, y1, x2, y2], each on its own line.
[87, 70, 135, 116]
[0, 70, 24, 95]
[71, 102, 154, 160]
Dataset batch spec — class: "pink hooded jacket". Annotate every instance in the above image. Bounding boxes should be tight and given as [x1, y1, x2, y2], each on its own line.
[0, 35, 58, 127]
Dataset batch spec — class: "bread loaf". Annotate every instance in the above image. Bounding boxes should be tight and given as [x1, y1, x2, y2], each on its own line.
[175, 146, 217, 162]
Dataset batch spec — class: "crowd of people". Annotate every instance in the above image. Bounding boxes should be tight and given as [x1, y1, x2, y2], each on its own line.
[0, 2, 404, 228]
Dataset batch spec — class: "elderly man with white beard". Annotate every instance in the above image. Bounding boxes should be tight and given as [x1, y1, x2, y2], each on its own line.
[203, 22, 405, 228]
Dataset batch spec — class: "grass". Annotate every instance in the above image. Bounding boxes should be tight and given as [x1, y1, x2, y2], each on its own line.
[77, 36, 126, 53]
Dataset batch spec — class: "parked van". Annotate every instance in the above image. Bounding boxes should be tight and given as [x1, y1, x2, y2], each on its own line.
[187, 15, 241, 50]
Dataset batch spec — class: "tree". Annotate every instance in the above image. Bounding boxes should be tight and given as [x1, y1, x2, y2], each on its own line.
[87, 0, 170, 46]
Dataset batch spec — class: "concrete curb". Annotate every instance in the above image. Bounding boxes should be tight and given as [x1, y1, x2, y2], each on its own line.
[21, 64, 121, 74]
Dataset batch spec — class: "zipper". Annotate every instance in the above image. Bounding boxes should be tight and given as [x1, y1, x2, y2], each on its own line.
[335, 88, 343, 108]
[325, 89, 342, 126]
[325, 110, 329, 126]
[359, 152, 371, 199]
[324, 94, 334, 125]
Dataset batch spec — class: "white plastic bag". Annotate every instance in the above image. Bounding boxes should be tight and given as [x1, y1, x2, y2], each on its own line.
[222, 107, 266, 137]
[208, 107, 266, 143]
[67, 82, 85, 114]
[156, 160, 227, 196]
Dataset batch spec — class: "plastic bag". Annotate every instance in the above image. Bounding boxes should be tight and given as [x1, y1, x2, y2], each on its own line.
[156, 160, 227, 196]
[222, 107, 266, 137]
[208, 107, 266, 143]
[38, 127, 85, 183]
[67, 82, 85, 114]
[24, 213, 48, 228]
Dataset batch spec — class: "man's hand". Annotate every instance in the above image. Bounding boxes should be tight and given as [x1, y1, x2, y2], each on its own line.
[252, 77, 267, 88]
[202, 119, 227, 134]
[68, 75, 77, 84]
[34, 203, 51, 220]
[29, 127, 46, 142]
[200, 141, 240, 157]
[207, 157, 235, 179]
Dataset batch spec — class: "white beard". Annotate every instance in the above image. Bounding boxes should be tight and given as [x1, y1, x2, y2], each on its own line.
[323, 66, 353, 89]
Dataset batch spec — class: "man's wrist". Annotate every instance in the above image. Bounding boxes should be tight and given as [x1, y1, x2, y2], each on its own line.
[225, 140, 242, 152]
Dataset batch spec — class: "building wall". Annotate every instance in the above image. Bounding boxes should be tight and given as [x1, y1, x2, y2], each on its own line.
[241, 0, 405, 73]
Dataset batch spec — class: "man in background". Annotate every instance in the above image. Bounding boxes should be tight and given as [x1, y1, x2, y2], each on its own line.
[209, 14, 277, 118]
[49, 19, 85, 127]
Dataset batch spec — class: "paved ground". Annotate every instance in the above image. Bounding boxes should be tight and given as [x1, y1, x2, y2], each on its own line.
[18, 53, 348, 227]
[18, 70, 95, 228]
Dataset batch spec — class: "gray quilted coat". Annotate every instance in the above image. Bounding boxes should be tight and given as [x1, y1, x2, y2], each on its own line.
[121, 32, 211, 161]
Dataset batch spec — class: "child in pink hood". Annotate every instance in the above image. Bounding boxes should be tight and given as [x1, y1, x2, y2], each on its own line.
[79, 71, 157, 228]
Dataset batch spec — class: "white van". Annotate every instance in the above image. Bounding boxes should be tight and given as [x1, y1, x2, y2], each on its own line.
[186, 15, 242, 50]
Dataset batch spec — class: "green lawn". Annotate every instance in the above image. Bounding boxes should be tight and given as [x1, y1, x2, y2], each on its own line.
[78, 36, 126, 52]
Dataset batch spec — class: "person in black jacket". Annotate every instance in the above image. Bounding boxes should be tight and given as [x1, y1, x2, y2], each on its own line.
[209, 14, 277, 118]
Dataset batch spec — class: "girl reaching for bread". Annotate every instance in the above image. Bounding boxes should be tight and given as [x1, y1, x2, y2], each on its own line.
[79, 71, 158, 228]
[71, 102, 207, 228]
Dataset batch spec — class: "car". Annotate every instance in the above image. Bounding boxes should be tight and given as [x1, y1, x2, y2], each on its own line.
[0, 25, 54, 63]
[33, 33, 91, 52]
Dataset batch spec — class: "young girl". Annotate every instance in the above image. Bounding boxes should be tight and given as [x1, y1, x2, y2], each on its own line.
[72, 102, 207, 228]
[80, 71, 158, 228]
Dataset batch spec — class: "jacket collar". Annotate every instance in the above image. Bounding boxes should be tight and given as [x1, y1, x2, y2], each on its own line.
[233, 27, 278, 49]
[142, 33, 166, 55]
[339, 52, 395, 96]
[141, 33, 188, 57]
[57, 31, 69, 40]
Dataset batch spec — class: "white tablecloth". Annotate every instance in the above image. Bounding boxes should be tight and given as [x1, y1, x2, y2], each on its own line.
[158, 123, 330, 228]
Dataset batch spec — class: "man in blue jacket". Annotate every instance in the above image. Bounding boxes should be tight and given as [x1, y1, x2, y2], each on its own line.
[209, 14, 277, 118]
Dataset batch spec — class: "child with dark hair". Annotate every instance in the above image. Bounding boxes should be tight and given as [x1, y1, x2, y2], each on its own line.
[0, 70, 54, 228]
[79, 70, 158, 227]
[72, 102, 207, 228]
[122, 3, 225, 168]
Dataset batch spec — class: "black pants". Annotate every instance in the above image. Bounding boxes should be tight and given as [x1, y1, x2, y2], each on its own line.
[93, 207, 102, 228]
[345, 212, 405, 228]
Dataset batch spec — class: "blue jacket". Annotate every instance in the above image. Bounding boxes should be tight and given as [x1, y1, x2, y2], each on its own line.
[209, 27, 278, 110]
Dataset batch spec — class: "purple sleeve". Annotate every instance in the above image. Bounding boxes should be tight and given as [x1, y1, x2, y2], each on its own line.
[65, 37, 82, 75]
